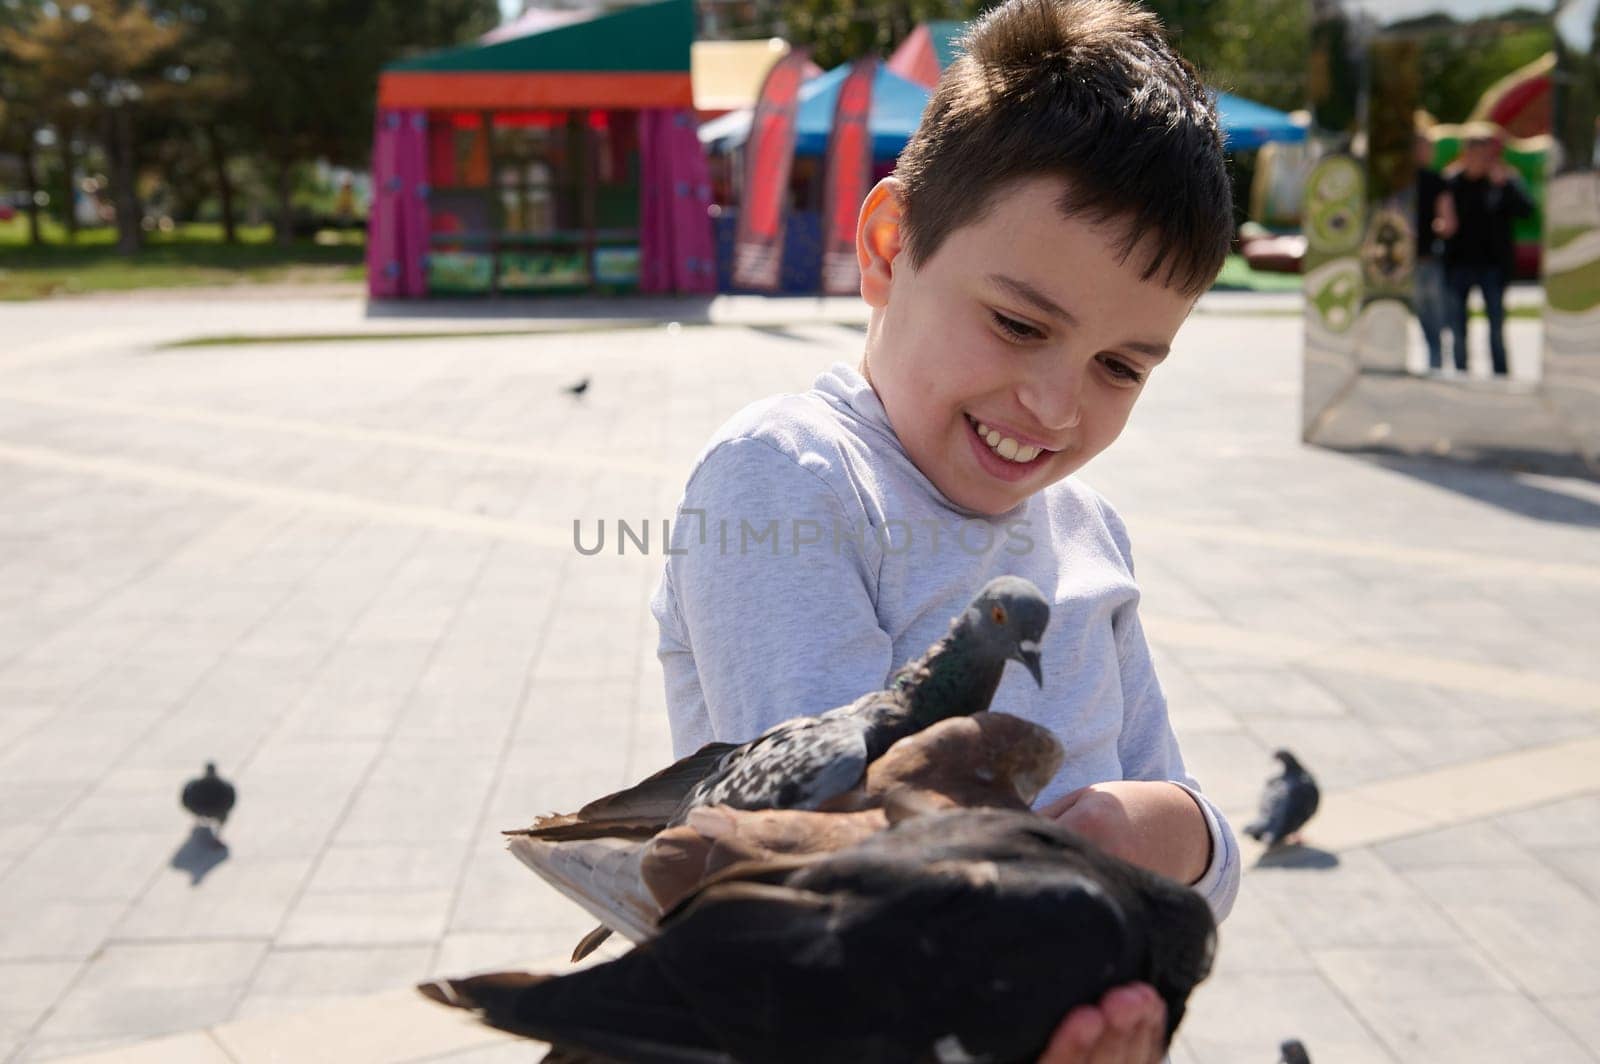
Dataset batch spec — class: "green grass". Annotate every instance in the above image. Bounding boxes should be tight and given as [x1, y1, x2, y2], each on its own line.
[1211, 254, 1305, 293]
[0, 217, 365, 299]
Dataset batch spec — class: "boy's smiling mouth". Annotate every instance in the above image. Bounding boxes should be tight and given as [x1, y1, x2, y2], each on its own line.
[963, 413, 1055, 481]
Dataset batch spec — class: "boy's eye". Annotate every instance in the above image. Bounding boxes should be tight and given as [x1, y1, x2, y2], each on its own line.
[991, 310, 1043, 341]
[1099, 356, 1146, 385]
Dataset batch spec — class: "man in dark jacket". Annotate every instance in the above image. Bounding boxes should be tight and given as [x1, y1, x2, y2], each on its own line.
[1444, 124, 1534, 377]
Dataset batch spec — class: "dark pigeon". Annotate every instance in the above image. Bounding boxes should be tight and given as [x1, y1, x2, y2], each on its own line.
[521, 575, 1050, 843]
[1279, 1038, 1312, 1063]
[421, 807, 1217, 1064]
[563, 377, 590, 397]
[180, 763, 236, 838]
[1243, 750, 1319, 849]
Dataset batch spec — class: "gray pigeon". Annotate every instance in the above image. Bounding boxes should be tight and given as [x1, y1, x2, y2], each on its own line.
[1279, 1037, 1312, 1063]
[180, 763, 236, 837]
[1244, 750, 1319, 849]
[519, 575, 1049, 842]
[421, 807, 1217, 1064]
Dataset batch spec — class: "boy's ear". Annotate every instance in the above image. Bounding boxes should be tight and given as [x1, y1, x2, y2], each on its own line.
[856, 177, 906, 308]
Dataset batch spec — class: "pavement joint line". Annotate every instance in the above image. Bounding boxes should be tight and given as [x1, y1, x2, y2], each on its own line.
[1146, 613, 1599, 712]
[8, 387, 1599, 591]
[1234, 735, 1600, 855]
[1134, 517, 1600, 589]
[0, 439, 572, 551]
[0, 388, 684, 479]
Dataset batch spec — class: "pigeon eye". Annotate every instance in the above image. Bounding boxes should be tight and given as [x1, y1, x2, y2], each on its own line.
[991, 605, 1007, 625]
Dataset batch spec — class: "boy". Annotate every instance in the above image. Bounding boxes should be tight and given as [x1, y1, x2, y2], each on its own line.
[652, 0, 1236, 1056]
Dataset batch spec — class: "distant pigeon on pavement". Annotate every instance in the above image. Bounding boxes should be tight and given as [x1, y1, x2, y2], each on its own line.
[422, 807, 1217, 1064]
[1244, 749, 1319, 849]
[181, 763, 235, 838]
[522, 576, 1050, 844]
[1279, 1037, 1312, 1063]
[562, 377, 590, 397]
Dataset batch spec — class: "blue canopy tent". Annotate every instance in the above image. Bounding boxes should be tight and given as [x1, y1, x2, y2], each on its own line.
[699, 62, 933, 158]
[1214, 91, 1306, 152]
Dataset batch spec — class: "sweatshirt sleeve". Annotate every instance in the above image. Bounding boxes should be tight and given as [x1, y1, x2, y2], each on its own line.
[651, 436, 894, 759]
[1099, 501, 1241, 921]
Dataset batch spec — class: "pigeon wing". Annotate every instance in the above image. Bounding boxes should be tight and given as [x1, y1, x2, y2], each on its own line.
[679, 716, 869, 817]
[1282, 776, 1321, 837]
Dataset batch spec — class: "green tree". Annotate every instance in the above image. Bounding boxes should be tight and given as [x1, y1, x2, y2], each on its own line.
[177, 0, 496, 244]
[2, 0, 184, 253]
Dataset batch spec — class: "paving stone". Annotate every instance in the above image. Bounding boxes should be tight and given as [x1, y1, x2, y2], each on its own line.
[30, 940, 265, 1045]
[116, 856, 313, 941]
[277, 890, 453, 948]
[1353, 991, 1594, 1063]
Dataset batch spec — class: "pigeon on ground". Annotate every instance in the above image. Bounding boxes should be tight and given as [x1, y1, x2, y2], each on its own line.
[510, 711, 1066, 942]
[1243, 749, 1320, 849]
[1279, 1037, 1312, 1063]
[180, 763, 236, 839]
[421, 807, 1217, 1064]
[563, 377, 590, 397]
[518, 576, 1050, 847]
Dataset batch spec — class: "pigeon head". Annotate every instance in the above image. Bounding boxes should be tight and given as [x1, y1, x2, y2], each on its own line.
[204, 762, 217, 776]
[1271, 749, 1305, 774]
[1278, 1038, 1312, 1064]
[957, 576, 1050, 687]
[973, 713, 1065, 805]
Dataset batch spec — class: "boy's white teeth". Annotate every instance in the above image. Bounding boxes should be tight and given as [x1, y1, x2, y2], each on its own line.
[972, 418, 1040, 464]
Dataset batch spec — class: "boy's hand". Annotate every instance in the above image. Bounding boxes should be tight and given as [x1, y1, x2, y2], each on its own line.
[1039, 780, 1210, 885]
[1037, 983, 1167, 1064]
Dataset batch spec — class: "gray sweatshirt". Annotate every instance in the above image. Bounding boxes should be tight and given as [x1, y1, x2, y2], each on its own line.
[649, 361, 1238, 919]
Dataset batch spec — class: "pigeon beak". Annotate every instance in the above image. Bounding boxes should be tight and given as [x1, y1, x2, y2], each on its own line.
[1016, 640, 1043, 687]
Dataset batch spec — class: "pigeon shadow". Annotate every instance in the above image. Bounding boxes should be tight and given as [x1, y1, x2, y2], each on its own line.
[1253, 844, 1339, 871]
[170, 825, 230, 886]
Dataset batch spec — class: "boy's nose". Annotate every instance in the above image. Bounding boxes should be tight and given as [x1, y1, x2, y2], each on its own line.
[1017, 371, 1083, 434]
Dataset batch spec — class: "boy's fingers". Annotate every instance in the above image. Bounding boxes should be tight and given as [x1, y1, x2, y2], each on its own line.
[1039, 1005, 1103, 1062]
[1132, 985, 1168, 1063]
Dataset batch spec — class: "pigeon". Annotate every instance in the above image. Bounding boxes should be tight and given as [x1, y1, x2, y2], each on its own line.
[563, 377, 590, 397]
[517, 575, 1050, 846]
[1243, 749, 1320, 849]
[512, 711, 1066, 938]
[180, 763, 236, 839]
[1279, 1038, 1312, 1063]
[420, 807, 1217, 1064]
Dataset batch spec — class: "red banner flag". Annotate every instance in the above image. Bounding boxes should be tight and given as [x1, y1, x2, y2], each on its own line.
[820, 57, 877, 296]
[732, 49, 811, 291]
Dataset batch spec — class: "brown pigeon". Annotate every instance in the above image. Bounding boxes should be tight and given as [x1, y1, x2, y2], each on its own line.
[509, 711, 1064, 959]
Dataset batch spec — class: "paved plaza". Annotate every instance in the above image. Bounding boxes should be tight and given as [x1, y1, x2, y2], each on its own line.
[0, 291, 1596, 1063]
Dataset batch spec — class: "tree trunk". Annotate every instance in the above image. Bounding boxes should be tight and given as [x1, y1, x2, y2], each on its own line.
[110, 107, 142, 255]
[205, 124, 237, 243]
[59, 124, 79, 241]
[19, 135, 43, 245]
[274, 160, 294, 245]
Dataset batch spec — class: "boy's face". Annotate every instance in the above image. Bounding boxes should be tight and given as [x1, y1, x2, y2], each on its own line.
[857, 175, 1196, 516]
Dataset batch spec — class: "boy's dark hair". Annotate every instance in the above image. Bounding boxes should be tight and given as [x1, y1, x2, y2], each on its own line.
[893, 0, 1233, 295]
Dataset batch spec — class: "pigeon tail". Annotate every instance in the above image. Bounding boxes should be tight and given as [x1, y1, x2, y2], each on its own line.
[420, 961, 733, 1064]
[507, 836, 659, 944]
